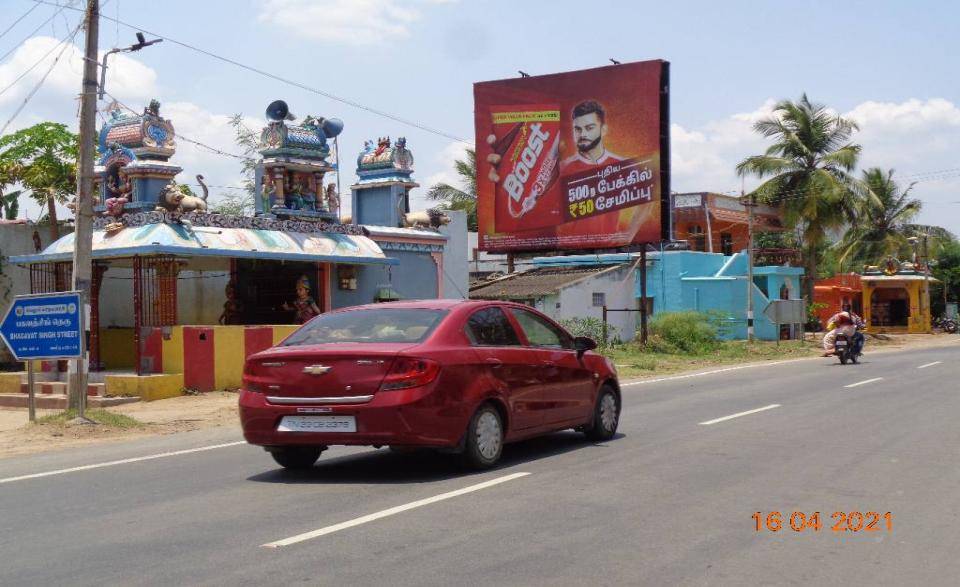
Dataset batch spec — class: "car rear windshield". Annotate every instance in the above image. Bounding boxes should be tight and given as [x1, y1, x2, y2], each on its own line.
[281, 308, 447, 345]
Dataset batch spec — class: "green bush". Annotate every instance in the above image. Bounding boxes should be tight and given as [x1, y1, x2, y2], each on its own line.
[647, 311, 720, 354]
[559, 316, 606, 344]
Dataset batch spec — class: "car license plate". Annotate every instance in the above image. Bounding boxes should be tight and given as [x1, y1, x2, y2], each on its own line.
[277, 415, 356, 433]
[836, 340, 847, 346]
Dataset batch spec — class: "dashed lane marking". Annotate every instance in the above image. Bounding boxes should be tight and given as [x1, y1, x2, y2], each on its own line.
[844, 377, 884, 388]
[698, 404, 781, 426]
[262, 472, 532, 548]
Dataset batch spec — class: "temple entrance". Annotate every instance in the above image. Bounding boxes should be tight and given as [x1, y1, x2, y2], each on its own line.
[233, 260, 328, 325]
[870, 287, 910, 328]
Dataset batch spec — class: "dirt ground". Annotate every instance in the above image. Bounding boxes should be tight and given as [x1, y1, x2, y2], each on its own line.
[0, 333, 955, 459]
[0, 391, 240, 459]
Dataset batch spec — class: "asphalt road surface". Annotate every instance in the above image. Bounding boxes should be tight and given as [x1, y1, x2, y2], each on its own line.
[1, 341, 959, 586]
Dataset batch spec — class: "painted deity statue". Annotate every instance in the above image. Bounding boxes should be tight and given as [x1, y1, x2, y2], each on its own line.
[282, 274, 321, 324]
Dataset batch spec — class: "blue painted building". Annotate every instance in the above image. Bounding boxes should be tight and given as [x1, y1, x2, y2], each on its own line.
[642, 251, 804, 340]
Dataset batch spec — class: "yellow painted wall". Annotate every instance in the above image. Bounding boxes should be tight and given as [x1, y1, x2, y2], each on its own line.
[272, 325, 298, 345]
[99, 328, 136, 368]
[0, 372, 22, 394]
[161, 326, 185, 375]
[105, 373, 184, 401]
[213, 326, 245, 390]
[863, 281, 932, 334]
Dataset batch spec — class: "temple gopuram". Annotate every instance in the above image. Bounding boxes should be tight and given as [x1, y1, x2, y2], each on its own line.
[8, 100, 464, 397]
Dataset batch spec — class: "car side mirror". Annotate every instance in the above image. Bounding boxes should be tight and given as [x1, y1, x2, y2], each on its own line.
[573, 336, 597, 357]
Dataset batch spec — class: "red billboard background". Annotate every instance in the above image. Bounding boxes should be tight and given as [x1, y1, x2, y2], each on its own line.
[475, 60, 670, 253]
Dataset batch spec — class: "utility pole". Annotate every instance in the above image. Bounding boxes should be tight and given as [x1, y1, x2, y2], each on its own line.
[69, 0, 98, 419]
[744, 190, 755, 342]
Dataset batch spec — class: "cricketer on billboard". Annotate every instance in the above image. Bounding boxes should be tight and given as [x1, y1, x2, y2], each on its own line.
[474, 60, 669, 252]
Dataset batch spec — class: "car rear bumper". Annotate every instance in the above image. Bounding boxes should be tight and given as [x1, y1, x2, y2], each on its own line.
[239, 387, 469, 448]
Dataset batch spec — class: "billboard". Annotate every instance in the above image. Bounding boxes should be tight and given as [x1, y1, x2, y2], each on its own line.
[475, 60, 670, 253]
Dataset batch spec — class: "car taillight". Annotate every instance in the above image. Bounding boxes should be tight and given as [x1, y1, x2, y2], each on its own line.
[379, 357, 441, 391]
[243, 376, 263, 393]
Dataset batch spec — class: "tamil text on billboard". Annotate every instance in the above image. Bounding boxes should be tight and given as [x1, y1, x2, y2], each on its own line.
[474, 60, 670, 252]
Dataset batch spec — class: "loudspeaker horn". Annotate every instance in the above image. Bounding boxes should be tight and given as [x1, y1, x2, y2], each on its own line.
[265, 100, 295, 122]
[321, 117, 344, 138]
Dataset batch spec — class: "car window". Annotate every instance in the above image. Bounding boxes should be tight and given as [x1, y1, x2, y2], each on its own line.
[282, 308, 446, 345]
[465, 307, 521, 346]
[509, 308, 572, 349]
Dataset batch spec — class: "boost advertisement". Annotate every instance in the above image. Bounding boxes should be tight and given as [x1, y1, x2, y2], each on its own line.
[475, 60, 670, 252]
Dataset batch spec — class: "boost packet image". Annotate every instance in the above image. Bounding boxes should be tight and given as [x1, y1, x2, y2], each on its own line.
[483, 104, 561, 233]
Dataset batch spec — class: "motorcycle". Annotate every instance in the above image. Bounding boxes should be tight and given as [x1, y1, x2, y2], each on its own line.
[834, 330, 864, 365]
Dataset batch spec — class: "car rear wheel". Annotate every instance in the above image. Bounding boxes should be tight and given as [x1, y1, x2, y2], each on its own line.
[461, 404, 503, 469]
[269, 446, 323, 469]
[585, 385, 619, 441]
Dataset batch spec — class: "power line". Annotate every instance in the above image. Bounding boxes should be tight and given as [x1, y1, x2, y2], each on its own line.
[0, 14, 82, 100]
[31, 0, 470, 144]
[0, 18, 82, 135]
[0, 0, 79, 65]
[0, 3, 41, 42]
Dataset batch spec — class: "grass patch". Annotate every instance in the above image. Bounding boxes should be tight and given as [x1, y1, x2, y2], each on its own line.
[35, 409, 144, 429]
[604, 339, 821, 380]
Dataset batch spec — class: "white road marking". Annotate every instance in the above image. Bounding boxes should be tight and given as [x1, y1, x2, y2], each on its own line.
[262, 472, 531, 548]
[698, 404, 781, 426]
[621, 360, 801, 387]
[918, 361, 942, 369]
[0, 441, 247, 485]
[844, 377, 884, 388]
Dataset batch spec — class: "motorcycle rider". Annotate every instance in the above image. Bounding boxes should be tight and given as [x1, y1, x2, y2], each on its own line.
[822, 307, 857, 357]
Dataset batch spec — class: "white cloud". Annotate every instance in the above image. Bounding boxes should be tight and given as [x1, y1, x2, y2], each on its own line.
[418, 139, 472, 209]
[669, 97, 960, 232]
[0, 36, 157, 112]
[257, 0, 457, 45]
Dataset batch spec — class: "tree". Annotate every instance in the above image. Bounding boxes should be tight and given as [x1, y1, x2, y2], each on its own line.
[736, 94, 863, 302]
[0, 123, 78, 240]
[427, 148, 477, 231]
[0, 159, 22, 220]
[836, 168, 921, 270]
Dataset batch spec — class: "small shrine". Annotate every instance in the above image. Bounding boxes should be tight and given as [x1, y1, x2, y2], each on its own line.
[861, 257, 937, 333]
[255, 100, 342, 220]
[8, 99, 462, 397]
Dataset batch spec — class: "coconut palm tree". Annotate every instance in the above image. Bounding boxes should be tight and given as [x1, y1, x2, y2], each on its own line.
[427, 148, 477, 231]
[836, 168, 921, 269]
[736, 94, 864, 302]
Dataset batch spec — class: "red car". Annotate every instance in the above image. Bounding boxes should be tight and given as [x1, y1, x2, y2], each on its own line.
[240, 300, 620, 469]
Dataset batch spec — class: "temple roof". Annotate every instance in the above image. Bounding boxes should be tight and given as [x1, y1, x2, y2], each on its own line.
[9, 223, 397, 266]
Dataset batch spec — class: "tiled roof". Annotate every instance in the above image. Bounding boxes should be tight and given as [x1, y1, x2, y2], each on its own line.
[469, 264, 624, 300]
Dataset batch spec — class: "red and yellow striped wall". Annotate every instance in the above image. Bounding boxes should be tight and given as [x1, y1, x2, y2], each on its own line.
[138, 325, 299, 391]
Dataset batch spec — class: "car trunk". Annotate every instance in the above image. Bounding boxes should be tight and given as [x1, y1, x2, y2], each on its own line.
[246, 343, 416, 401]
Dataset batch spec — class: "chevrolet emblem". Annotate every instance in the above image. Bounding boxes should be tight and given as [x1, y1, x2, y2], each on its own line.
[303, 364, 332, 376]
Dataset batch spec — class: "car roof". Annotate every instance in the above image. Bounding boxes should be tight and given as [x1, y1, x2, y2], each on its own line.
[333, 299, 496, 312]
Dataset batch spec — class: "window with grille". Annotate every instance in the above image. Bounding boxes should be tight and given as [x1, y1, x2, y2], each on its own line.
[592, 292, 606, 307]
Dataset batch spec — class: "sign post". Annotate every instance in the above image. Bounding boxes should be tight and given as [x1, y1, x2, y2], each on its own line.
[0, 292, 85, 421]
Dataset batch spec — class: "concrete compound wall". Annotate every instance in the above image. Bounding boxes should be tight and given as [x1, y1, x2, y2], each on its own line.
[439, 210, 468, 299]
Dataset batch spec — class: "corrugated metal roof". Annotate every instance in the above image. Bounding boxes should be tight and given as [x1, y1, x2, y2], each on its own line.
[469, 264, 625, 300]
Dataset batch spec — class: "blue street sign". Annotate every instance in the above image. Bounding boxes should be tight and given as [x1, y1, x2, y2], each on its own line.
[0, 292, 83, 361]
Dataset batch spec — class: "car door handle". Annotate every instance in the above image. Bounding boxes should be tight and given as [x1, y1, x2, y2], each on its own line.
[484, 358, 503, 368]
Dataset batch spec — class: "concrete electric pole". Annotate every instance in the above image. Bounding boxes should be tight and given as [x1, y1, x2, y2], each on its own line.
[69, 0, 99, 417]
[744, 190, 756, 342]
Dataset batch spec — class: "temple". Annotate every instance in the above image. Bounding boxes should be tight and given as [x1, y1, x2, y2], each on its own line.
[8, 100, 465, 398]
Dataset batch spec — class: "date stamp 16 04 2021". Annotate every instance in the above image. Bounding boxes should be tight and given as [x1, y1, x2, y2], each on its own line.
[753, 512, 892, 533]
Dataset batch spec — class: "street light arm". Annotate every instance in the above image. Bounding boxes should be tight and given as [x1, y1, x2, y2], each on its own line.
[97, 36, 163, 100]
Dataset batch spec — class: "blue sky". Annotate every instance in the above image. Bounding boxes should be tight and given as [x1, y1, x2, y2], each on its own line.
[2, 0, 958, 232]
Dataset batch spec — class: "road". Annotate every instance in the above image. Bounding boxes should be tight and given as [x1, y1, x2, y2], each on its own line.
[1, 341, 959, 586]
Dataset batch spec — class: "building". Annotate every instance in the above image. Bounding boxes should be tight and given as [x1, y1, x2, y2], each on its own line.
[642, 250, 804, 340]
[467, 231, 510, 283]
[813, 273, 863, 329]
[672, 192, 784, 254]
[470, 254, 641, 343]
[5, 100, 466, 397]
[861, 258, 936, 334]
